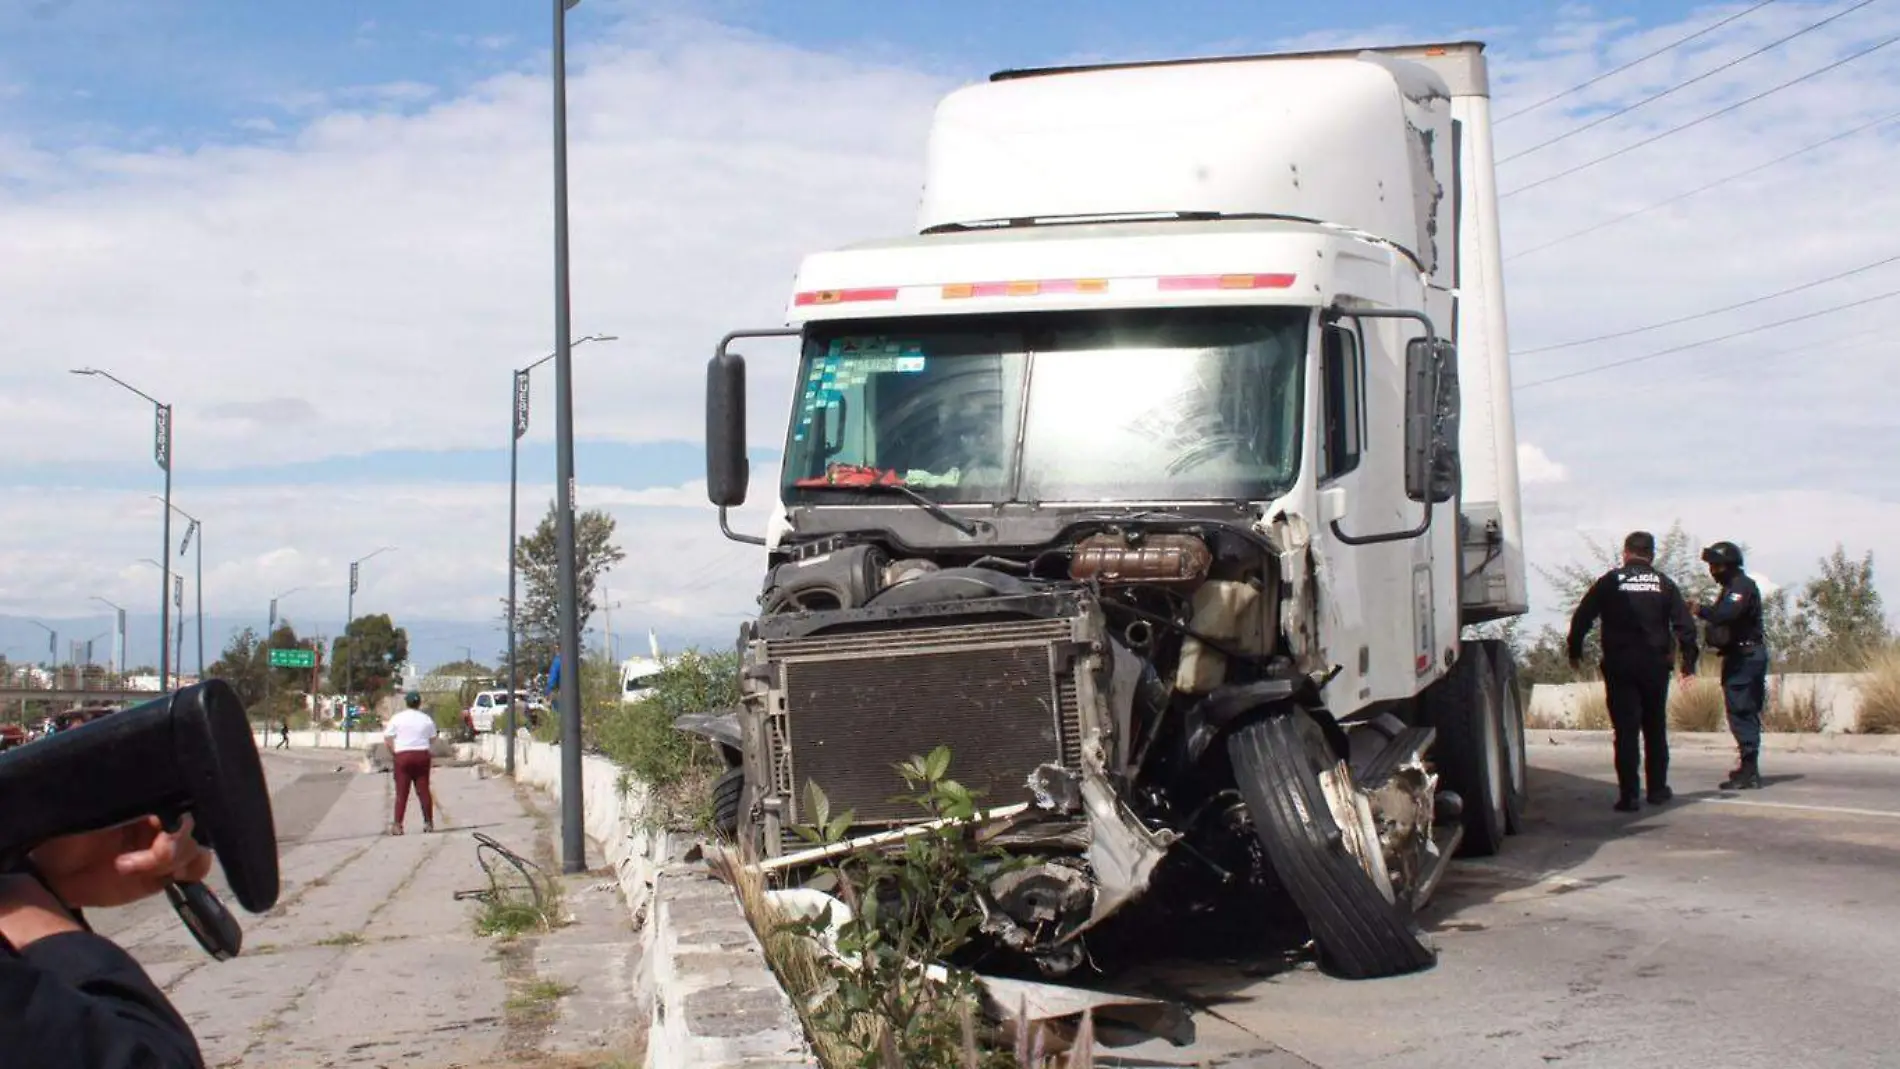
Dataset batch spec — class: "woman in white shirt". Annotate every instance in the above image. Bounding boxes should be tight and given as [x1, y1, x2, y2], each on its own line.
[383, 692, 439, 834]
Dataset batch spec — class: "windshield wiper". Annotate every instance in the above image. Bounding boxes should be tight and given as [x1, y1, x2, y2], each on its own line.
[794, 468, 981, 536]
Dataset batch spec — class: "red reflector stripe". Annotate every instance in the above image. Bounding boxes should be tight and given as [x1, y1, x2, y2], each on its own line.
[793, 287, 901, 306]
[1158, 273, 1298, 291]
[799, 274, 1297, 306]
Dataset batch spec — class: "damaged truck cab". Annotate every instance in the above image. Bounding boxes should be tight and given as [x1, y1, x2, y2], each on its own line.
[696, 42, 1529, 980]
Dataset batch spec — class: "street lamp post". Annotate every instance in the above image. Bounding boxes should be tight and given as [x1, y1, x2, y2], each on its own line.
[551, 0, 590, 874]
[89, 597, 126, 678]
[82, 632, 108, 691]
[506, 332, 615, 779]
[135, 559, 172, 679]
[343, 547, 396, 749]
[266, 585, 306, 739]
[26, 621, 56, 686]
[72, 368, 172, 691]
[153, 498, 205, 679]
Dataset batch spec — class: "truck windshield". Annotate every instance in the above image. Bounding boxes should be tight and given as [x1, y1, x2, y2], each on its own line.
[783, 307, 1306, 504]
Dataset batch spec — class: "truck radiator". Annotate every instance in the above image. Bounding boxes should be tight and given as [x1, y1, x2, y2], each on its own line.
[764, 617, 1084, 827]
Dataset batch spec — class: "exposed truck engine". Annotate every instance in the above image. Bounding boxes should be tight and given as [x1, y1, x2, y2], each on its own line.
[688, 40, 1530, 980]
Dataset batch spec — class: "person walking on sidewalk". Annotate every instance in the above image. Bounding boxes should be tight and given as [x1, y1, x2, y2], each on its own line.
[275, 720, 290, 750]
[1567, 530, 1700, 812]
[1692, 541, 1769, 791]
[384, 692, 438, 835]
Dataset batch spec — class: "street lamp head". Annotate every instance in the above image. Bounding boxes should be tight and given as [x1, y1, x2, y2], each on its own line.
[69, 367, 98, 376]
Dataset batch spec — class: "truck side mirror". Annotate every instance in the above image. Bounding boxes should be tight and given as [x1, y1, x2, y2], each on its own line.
[1404, 338, 1460, 504]
[706, 351, 749, 508]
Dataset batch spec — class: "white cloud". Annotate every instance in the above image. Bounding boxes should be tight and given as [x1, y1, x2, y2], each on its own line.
[0, 18, 944, 473]
[2, 4, 1897, 639]
[1516, 442, 1568, 484]
[0, 475, 778, 632]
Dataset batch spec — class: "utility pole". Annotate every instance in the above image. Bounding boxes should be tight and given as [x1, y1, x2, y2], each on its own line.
[551, 0, 588, 874]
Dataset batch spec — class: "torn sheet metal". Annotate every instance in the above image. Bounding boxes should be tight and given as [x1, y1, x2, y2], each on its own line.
[1263, 511, 1323, 674]
[1072, 770, 1177, 935]
[978, 973, 1195, 1051]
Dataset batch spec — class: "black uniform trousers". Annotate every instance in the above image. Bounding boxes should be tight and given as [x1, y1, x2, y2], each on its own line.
[1602, 661, 1670, 799]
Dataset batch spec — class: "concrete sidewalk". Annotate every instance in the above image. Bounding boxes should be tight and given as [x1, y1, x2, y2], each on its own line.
[113, 752, 645, 1068]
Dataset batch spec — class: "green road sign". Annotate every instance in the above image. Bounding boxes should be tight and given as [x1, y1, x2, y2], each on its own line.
[269, 647, 316, 669]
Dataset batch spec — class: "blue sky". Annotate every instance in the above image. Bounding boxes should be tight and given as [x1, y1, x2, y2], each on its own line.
[3, 0, 1709, 160]
[4, 0, 1898, 669]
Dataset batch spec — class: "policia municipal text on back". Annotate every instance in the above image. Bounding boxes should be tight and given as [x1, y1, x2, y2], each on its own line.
[1567, 531, 1699, 812]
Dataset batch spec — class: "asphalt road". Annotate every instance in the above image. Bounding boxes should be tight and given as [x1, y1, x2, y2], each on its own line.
[1105, 743, 1900, 1069]
[91, 749, 643, 1069]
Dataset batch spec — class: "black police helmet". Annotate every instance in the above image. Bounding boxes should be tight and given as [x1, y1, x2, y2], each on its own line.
[1701, 541, 1744, 568]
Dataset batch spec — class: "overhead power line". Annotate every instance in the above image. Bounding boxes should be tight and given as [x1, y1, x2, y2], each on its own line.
[1508, 108, 1900, 260]
[1503, 32, 1900, 198]
[1500, 0, 1875, 163]
[1515, 284, 1900, 389]
[1497, 0, 1780, 124]
[1517, 252, 1900, 354]
[1679, 322, 1894, 385]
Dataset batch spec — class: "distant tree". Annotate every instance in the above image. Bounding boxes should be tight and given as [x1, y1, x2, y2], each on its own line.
[434, 658, 493, 677]
[1540, 520, 1714, 671]
[207, 628, 269, 708]
[328, 614, 409, 704]
[260, 621, 315, 693]
[1798, 546, 1889, 667]
[500, 502, 626, 687]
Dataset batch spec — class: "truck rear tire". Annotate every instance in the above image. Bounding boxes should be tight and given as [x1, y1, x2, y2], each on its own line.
[1423, 643, 1507, 857]
[1475, 639, 1529, 834]
[1228, 712, 1437, 980]
[711, 766, 745, 839]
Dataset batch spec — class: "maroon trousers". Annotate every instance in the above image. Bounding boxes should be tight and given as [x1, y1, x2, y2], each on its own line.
[392, 750, 434, 827]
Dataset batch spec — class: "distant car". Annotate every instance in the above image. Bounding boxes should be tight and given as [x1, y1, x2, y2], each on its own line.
[465, 690, 542, 733]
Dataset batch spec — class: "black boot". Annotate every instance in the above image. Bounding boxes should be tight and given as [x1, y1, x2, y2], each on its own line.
[1647, 785, 1674, 805]
[1614, 794, 1642, 812]
[1720, 754, 1761, 790]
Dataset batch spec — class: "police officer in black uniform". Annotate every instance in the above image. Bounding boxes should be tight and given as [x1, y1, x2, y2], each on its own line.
[1567, 531, 1700, 811]
[1691, 541, 1768, 790]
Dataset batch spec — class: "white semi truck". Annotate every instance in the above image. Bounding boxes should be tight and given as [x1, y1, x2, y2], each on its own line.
[691, 40, 1530, 979]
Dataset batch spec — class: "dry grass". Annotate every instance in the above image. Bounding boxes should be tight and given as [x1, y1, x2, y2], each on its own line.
[1764, 684, 1825, 734]
[1856, 645, 1900, 734]
[721, 853, 873, 1068]
[1668, 670, 1726, 733]
[1574, 687, 1612, 731]
[1525, 708, 1566, 732]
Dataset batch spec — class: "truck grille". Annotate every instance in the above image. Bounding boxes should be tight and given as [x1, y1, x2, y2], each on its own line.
[766, 618, 1082, 826]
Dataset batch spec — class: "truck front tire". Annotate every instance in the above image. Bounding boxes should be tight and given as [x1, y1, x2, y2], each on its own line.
[711, 766, 745, 839]
[1228, 711, 1437, 980]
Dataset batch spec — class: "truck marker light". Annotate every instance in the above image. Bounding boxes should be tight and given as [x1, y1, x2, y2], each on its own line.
[1158, 273, 1299, 291]
[802, 274, 1296, 306]
[793, 287, 901, 306]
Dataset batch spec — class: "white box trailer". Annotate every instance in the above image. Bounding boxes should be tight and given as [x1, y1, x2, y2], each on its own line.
[697, 41, 1530, 980]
